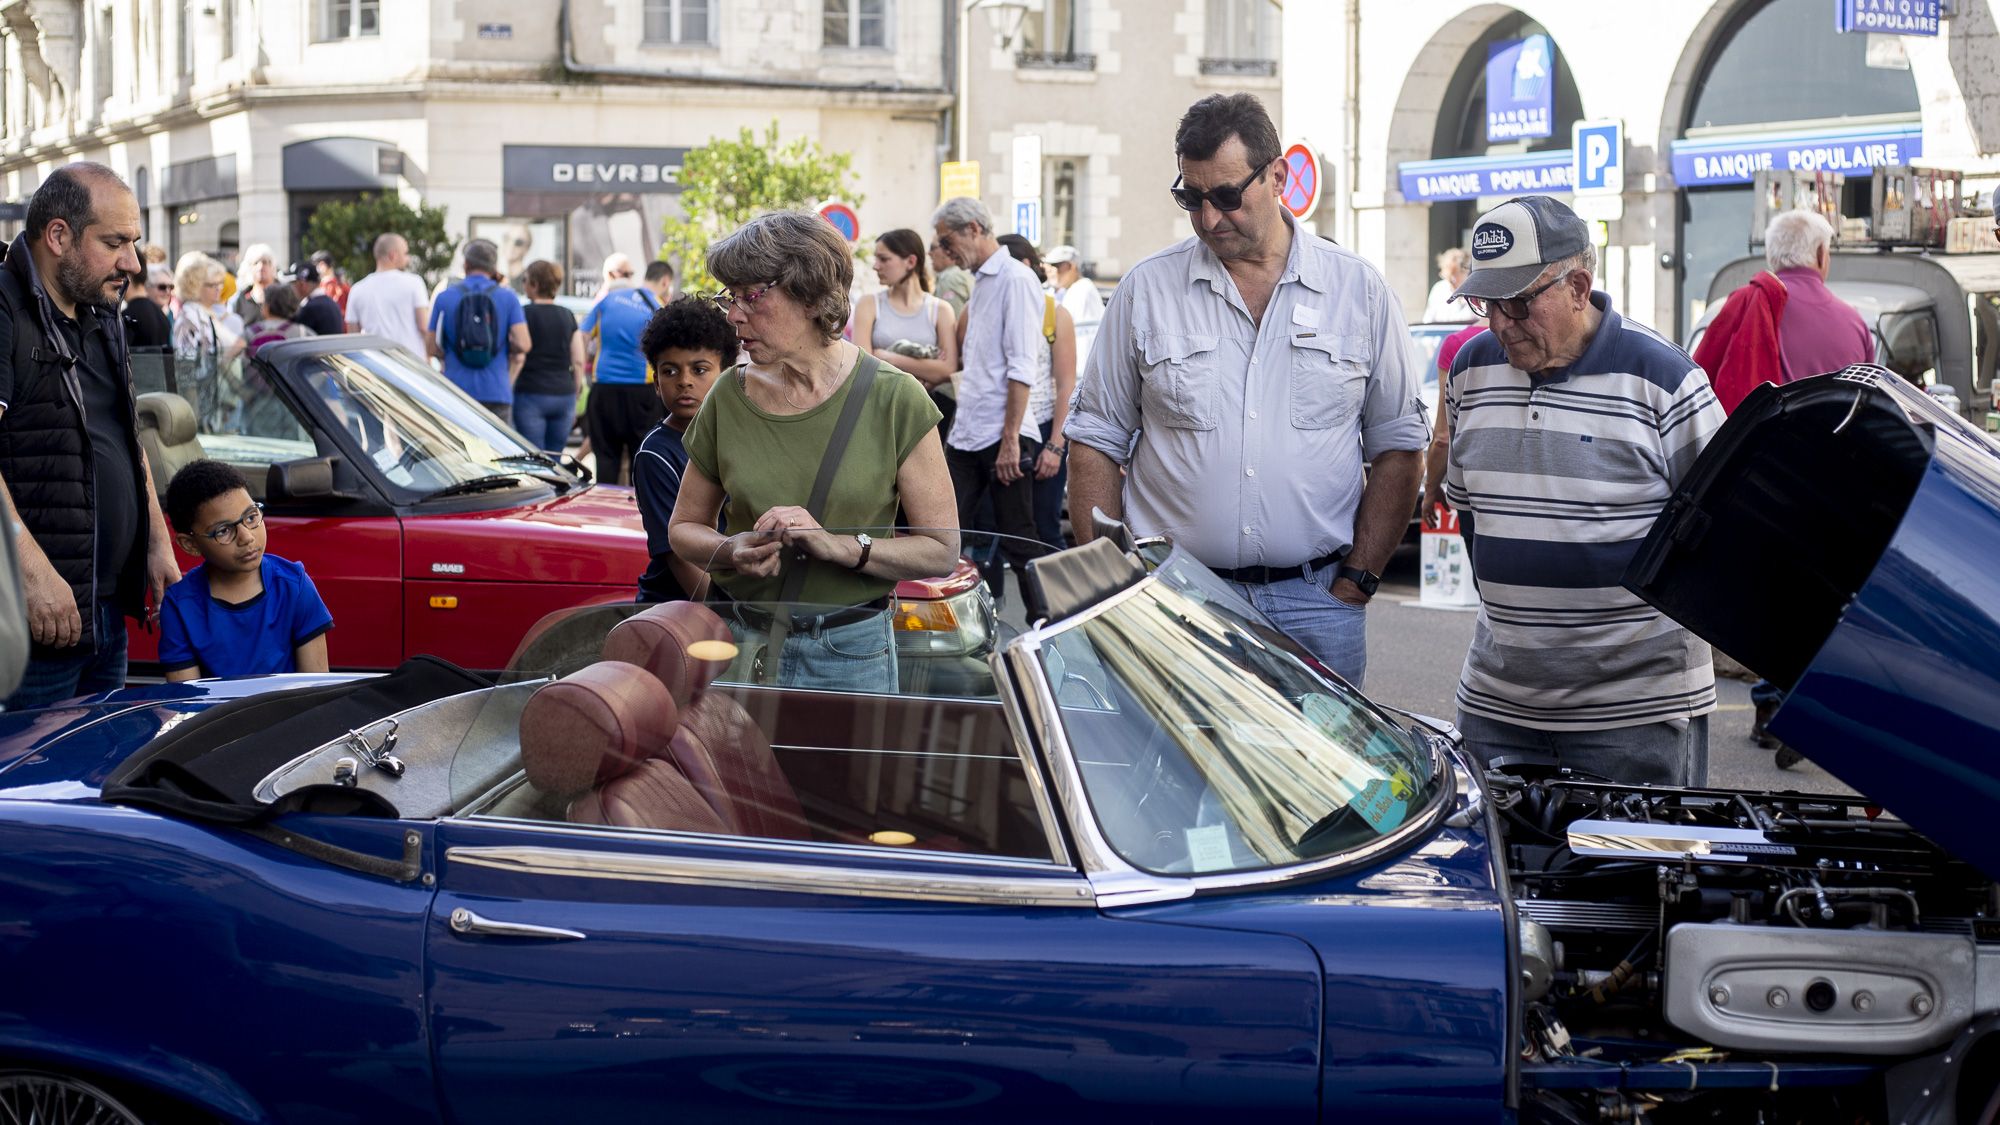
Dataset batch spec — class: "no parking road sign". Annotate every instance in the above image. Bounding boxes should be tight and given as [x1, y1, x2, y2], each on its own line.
[816, 199, 860, 243]
[1281, 142, 1321, 219]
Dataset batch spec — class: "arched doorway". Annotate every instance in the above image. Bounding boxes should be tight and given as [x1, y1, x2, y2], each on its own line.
[1669, 0, 1920, 337]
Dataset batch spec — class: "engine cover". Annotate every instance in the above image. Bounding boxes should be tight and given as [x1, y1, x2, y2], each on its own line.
[1663, 923, 1995, 1054]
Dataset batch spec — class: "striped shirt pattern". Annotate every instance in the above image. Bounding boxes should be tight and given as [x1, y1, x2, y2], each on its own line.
[1444, 294, 1726, 730]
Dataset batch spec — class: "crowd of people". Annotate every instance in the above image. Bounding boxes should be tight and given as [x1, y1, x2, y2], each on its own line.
[4, 89, 1907, 796]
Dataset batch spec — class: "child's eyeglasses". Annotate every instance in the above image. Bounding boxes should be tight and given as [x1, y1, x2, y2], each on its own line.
[199, 504, 264, 545]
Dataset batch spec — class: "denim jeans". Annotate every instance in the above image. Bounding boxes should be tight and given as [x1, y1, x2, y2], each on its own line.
[478, 401, 513, 426]
[1226, 563, 1368, 688]
[6, 601, 129, 710]
[722, 608, 899, 694]
[512, 391, 577, 452]
[1456, 710, 1711, 787]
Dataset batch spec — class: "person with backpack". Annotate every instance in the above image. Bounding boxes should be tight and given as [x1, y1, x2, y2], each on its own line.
[426, 239, 529, 424]
[243, 282, 315, 358]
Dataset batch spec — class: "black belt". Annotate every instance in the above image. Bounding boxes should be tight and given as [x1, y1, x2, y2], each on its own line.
[709, 592, 892, 636]
[1210, 552, 1343, 585]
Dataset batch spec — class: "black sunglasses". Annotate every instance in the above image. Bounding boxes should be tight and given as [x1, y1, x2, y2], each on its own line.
[1466, 273, 1569, 321]
[1170, 164, 1269, 213]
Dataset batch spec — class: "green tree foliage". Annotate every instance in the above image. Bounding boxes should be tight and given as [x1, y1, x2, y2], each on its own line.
[660, 121, 865, 294]
[300, 193, 459, 285]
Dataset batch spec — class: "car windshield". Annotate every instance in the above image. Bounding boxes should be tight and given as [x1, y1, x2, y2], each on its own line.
[1034, 547, 1440, 876]
[283, 347, 561, 499]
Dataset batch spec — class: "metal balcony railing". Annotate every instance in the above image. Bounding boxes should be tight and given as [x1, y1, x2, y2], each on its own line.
[1198, 57, 1277, 77]
[1016, 50, 1097, 70]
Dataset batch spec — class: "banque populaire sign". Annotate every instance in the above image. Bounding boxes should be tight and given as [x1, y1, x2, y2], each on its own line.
[1669, 122, 1923, 186]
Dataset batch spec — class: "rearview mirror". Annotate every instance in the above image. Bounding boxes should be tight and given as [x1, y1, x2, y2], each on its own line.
[267, 456, 354, 504]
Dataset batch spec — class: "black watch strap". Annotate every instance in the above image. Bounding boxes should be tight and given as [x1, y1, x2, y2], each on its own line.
[1335, 565, 1380, 597]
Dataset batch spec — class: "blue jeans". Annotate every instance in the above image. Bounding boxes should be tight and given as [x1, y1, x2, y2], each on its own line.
[512, 391, 577, 452]
[6, 601, 129, 710]
[1456, 710, 1711, 787]
[1227, 564, 1368, 688]
[723, 609, 899, 694]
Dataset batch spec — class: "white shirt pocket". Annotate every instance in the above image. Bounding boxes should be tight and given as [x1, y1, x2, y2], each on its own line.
[1289, 333, 1368, 430]
[1140, 332, 1221, 431]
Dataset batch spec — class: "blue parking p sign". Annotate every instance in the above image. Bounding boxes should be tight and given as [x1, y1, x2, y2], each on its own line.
[1572, 120, 1623, 195]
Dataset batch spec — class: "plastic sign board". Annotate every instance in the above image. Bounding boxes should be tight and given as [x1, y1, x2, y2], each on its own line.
[1281, 142, 1321, 219]
[1486, 35, 1553, 142]
[816, 200, 860, 243]
[1668, 121, 1922, 185]
[938, 161, 980, 203]
[1011, 134, 1043, 198]
[1015, 200, 1042, 246]
[1836, 0, 1940, 35]
[1398, 150, 1574, 203]
[1572, 120, 1623, 196]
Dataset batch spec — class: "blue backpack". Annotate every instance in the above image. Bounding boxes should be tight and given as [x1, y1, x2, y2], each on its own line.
[449, 282, 500, 368]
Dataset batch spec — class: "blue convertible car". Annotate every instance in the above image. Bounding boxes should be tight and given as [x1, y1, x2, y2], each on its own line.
[0, 365, 1996, 1124]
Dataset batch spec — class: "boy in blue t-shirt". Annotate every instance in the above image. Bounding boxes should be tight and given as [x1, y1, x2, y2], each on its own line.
[160, 460, 335, 680]
[633, 297, 736, 602]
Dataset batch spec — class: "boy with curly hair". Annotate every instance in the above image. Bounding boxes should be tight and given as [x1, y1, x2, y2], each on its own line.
[634, 297, 737, 602]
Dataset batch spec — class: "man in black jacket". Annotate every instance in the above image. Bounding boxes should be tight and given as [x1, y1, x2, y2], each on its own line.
[0, 163, 180, 708]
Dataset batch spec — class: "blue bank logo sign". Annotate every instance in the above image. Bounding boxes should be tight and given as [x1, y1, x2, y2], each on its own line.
[1572, 120, 1623, 196]
[1486, 35, 1554, 142]
[1669, 123, 1923, 185]
[1397, 152, 1575, 204]
[1836, 0, 1940, 36]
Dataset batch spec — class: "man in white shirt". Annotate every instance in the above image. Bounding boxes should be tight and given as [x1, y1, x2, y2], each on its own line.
[1423, 248, 1478, 324]
[343, 233, 431, 356]
[1045, 245, 1103, 376]
[934, 195, 1050, 594]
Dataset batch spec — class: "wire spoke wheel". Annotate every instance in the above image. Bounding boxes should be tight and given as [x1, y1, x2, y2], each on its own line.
[0, 1073, 144, 1125]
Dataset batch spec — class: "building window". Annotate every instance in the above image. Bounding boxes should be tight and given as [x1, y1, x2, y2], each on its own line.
[1045, 157, 1081, 252]
[644, 0, 713, 44]
[317, 0, 379, 42]
[1018, 0, 1093, 69]
[1200, 0, 1277, 77]
[823, 0, 886, 49]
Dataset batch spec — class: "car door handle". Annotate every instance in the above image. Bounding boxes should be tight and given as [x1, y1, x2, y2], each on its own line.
[448, 908, 586, 941]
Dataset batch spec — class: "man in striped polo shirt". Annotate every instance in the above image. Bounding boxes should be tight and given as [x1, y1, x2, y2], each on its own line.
[1442, 197, 1726, 785]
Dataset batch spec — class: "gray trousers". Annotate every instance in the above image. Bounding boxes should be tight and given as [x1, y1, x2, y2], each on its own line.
[1456, 710, 1710, 787]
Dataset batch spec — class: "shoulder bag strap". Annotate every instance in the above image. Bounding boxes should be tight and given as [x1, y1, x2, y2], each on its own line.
[776, 351, 883, 607]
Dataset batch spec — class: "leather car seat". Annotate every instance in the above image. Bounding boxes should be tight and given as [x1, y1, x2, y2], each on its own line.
[602, 602, 810, 840]
[517, 660, 724, 835]
[135, 392, 206, 503]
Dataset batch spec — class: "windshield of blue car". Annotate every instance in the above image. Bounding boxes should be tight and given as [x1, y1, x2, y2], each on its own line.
[288, 348, 564, 500]
[1035, 549, 1439, 876]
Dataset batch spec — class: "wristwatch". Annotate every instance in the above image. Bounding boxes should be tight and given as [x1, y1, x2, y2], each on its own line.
[852, 533, 874, 570]
[1334, 565, 1380, 598]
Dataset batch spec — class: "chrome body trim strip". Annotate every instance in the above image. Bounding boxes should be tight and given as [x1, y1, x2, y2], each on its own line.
[446, 845, 1098, 907]
[444, 815, 1068, 872]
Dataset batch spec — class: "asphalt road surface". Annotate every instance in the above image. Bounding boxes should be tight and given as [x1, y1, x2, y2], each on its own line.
[1365, 549, 1851, 795]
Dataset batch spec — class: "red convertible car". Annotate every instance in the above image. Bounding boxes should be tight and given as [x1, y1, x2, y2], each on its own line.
[127, 336, 987, 680]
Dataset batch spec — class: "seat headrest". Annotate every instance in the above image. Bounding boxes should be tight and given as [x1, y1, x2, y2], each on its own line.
[135, 392, 198, 445]
[602, 601, 733, 707]
[519, 661, 679, 796]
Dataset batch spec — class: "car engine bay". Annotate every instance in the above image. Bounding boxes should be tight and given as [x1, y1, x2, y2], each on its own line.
[1494, 773, 2000, 1124]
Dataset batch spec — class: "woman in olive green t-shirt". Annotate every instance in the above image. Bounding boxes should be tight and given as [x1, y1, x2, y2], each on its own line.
[668, 211, 960, 692]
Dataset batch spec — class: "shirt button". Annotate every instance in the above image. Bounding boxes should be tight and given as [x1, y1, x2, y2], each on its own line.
[1251, 356, 1260, 364]
[1243, 526, 1253, 535]
[1249, 410, 1258, 419]
[1531, 411, 1540, 420]
[1246, 468, 1256, 477]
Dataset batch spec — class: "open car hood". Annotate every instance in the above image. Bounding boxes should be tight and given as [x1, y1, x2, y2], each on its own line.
[1625, 366, 2000, 881]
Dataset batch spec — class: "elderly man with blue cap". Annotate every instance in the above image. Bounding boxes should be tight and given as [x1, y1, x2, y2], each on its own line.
[1440, 195, 1727, 786]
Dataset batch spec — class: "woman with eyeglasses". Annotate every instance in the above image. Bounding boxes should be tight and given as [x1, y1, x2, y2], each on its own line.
[171, 253, 243, 395]
[667, 210, 960, 692]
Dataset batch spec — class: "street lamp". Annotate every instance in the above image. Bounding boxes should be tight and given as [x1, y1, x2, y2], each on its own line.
[967, 0, 1037, 50]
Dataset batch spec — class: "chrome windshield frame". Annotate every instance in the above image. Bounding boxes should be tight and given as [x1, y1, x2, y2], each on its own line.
[997, 555, 1456, 907]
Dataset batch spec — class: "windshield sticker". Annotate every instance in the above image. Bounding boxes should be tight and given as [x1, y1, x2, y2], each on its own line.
[1354, 778, 1410, 836]
[1301, 693, 1343, 733]
[1186, 824, 1234, 872]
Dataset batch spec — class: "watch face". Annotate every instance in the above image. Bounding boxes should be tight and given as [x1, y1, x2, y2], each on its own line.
[856, 533, 873, 547]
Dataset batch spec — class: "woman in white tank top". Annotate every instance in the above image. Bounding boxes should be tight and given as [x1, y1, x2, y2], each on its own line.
[851, 228, 960, 391]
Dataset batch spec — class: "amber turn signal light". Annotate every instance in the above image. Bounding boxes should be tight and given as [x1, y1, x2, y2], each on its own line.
[893, 599, 958, 632]
[429, 596, 458, 609]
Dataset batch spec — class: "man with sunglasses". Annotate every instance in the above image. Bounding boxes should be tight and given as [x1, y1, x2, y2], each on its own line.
[1440, 195, 1726, 786]
[1066, 93, 1428, 687]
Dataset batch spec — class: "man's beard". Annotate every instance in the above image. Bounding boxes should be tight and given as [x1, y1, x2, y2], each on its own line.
[54, 252, 117, 309]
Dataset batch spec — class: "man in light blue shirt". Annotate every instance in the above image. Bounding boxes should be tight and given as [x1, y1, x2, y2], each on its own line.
[1066, 95, 1428, 686]
[427, 239, 529, 423]
[580, 259, 670, 485]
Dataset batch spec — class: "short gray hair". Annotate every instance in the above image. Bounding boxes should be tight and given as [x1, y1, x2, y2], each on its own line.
[372, 232, 405, 261]
[932, 195, 993, 235]
[1550, 246, 1595, 284]
[707, 210, 854, 344]
[1438, 247, 1472, 271]
[146, 264, 173, 288]
[462, 238, 498, 275]
[1765, 209, 1833, 272]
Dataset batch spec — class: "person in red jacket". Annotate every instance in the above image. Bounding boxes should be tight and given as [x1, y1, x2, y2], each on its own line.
[1693, 210, 1873, 413]
[1692, 208, 1873, 768]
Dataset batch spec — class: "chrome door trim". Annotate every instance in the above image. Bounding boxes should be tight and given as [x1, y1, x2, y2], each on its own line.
[448, 907, 586, 940]
[989, 649, 1074, 868]
[445, 815, 1069, 872]
[446, 845, 1099, 908]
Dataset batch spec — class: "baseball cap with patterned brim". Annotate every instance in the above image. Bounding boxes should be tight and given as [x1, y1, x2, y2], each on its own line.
[1448, 195, 1591, 302]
